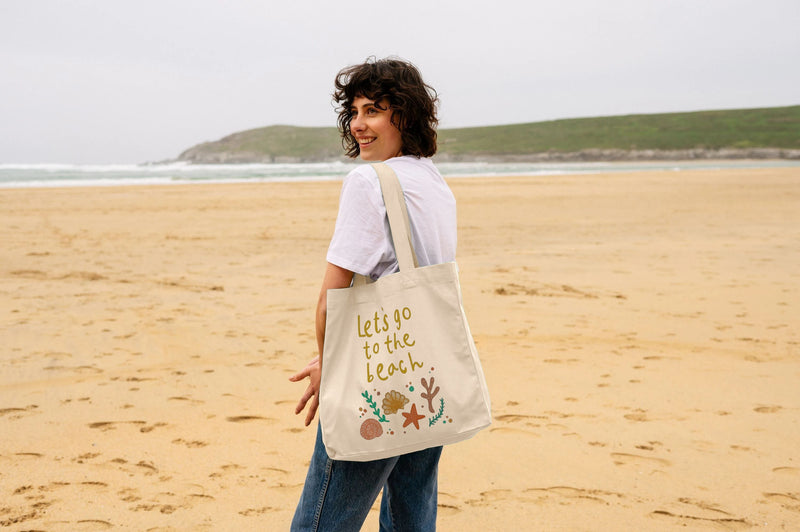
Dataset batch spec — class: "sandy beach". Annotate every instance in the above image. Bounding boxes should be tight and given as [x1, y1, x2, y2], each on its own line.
[2, 167, 798, 530]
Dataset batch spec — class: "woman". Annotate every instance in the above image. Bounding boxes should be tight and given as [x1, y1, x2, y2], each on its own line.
[290, 57, 456, 531]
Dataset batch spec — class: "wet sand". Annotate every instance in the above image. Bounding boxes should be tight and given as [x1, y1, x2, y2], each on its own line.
[2, 167, 799, 530]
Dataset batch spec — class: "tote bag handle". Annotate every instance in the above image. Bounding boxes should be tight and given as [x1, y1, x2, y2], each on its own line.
[373, 163, 419, 271]
[353, 163, 419, 287]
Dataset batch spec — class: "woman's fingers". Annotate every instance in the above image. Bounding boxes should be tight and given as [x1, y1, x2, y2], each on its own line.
[305, 395, 319, 426]
[291, 357, 321, 424]
[289, 366, 310, 382]
[289, 357, 319, 382]
[295, 383, 315, 414]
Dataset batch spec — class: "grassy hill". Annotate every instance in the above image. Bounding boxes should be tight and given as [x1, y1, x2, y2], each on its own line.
[177, 105, 800, 163]
[178, 125, 342, 163]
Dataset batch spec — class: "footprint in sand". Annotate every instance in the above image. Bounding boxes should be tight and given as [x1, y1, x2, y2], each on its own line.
[73, 452, 101, 464]
[74, 519, 114, 530]
[43, 365, 103, 374]
[118, 487, 142, 503]
[494, 414, 538, 423]
[168, 396, 205, 405]
[139, 422, 168, 433]
[490, 426, 541, 436]
[0, 405, 39, 420]
[753, 405, 782, 414]
[763, 492, 800, 513]
[81, 481, 109, 488]
[490, 413, 543, 435]
[624, 411, 651, 422]
[209, 463, 246, 479]
[14, 452, 44, 459]
[436, 492, 462, 515]
[87, 421, 146, 431]
[131, 503, 177, 514]
[677, 497, 736, 516]
[135, 460, 158, 475]
[610, 452, 671, 469]
[225, 415, 275, 423]
[650, 510, 751, 530]
[172, 438, 208, 448]
[468, 488, 514, 506]
[526, 486, 625, 505]
[239, 506, 277, 517]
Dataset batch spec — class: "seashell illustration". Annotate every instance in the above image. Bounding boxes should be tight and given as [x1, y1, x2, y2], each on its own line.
[360, 418, 383, 440]
[382, 390, 409, 415]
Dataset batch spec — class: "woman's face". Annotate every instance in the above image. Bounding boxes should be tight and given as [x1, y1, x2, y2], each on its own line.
[349, 96, 403, 161]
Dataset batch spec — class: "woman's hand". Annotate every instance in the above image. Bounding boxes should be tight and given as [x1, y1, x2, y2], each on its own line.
[289, 356, 321, 426]
[289, 263, 353, 427]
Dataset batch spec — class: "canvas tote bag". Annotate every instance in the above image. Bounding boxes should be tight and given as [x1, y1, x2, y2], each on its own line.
[319, 162, 491, 461]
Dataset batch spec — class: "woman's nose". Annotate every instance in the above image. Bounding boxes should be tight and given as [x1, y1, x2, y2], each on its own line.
[351, 112, 365, 132]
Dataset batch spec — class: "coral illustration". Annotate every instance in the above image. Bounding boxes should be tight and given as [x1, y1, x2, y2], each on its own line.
[420, 377, 440, 413]
[362, 390, 388, 422]
[382, 390, 409, 415]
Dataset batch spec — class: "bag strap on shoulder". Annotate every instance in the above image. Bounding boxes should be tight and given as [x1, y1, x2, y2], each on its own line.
[373, 162, 419, 272]
[352, 163, 420, 287]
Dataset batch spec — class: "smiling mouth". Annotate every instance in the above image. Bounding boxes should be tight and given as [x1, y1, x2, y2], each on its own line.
[357, 137, 376, 146]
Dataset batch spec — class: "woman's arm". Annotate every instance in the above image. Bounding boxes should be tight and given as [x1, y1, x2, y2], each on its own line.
[289, 262, 354, 426]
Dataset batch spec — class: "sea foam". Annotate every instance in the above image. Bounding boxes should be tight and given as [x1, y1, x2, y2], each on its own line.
[1, 160, 799, 189]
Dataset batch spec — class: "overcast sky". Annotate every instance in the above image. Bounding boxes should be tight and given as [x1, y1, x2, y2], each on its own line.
[1, 0, 798, 164]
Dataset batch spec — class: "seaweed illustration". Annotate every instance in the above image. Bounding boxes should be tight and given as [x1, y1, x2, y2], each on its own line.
[420, 377, 440, 413]
[362, 390, 389, 423]
[428, 398, 445, 426]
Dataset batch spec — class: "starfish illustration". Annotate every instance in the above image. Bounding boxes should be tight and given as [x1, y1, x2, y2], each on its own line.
[402, 404, 425, 430]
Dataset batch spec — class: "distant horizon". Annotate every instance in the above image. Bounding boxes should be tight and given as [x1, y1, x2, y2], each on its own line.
[3, 103, 797, 166]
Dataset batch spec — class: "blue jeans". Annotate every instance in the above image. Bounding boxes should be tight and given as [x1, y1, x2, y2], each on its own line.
[291, 425, 442, 531]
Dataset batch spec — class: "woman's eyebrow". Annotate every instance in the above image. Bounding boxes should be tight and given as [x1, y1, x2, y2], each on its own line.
[350, 102, 377, 113]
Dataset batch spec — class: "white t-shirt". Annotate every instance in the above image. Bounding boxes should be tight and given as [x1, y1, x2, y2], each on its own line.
[327, 156, 456, 280]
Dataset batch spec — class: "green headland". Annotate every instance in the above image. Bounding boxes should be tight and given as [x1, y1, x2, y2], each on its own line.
[177, 105, 800, 163]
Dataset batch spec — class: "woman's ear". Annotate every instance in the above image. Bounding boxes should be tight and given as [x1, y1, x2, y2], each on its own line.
[391, 109, 406, 131]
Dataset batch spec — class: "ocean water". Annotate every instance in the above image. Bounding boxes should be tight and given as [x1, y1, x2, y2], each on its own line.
[1, 160, 798, 188]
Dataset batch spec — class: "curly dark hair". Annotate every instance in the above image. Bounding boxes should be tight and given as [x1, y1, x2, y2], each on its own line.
[333, 57, 438, 159]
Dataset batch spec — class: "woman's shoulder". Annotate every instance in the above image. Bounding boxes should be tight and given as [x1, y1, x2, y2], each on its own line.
[387, 155, 434, 169]
[340, 164, 383, 207]
[388, 156, 445, 184]
[344, 157, 441, 189]
[386, 156, 441, 178]
[344, 162, 379, 182]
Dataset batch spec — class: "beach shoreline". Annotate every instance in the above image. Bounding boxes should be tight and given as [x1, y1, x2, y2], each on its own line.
[2, 167, 798, 529]
[2, 159, 800, 190]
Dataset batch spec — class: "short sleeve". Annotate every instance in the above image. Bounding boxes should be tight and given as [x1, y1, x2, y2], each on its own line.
[326, 167, 393, 276]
